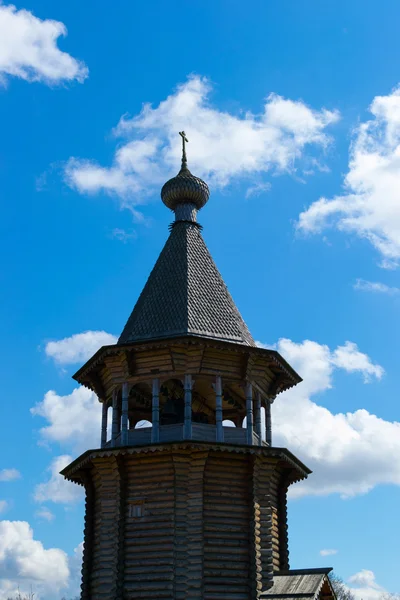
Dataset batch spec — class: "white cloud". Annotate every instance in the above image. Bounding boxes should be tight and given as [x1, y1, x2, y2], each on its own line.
[61, 542, 83, 599]
[0, 3, 88, 86]
[354, 278, 400, 295]
[349, 570, 381, 589]
[0, 468, 21, 482]
[65, 75, 339, 206]
[245, 182, 271, 199]
[265, 338, 400, 498]
[320, 548, 338, 556]
[35, 507, 55, 522]
[347, 570, 387, 600]
[297, 85, 400, 269]
[331, 341, 384, 382]
[31, 385, 101, 453]
[34, 455, 83, 505]
[0, 502, 8, 515]
[0, 520, 69, 599]
[45, 330, 117, 365]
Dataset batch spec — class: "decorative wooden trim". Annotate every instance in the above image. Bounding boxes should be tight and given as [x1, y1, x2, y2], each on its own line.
[268, 373, 287, 398]
[87, 372, 106, 401]
[62, 442, 311, 485]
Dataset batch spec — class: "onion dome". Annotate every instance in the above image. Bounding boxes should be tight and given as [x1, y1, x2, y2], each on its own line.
[161, 131, 210, 211]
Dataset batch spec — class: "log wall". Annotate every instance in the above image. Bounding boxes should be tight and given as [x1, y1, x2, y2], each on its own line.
[82, 447, 291, 600]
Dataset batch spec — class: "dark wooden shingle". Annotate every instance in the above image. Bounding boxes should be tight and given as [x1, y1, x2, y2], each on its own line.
[118, 221, 255, 346]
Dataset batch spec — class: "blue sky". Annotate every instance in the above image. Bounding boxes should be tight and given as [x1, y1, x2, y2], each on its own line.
[0, 0, 400, 598]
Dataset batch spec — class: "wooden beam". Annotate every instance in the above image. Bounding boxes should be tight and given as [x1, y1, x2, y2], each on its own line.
[87, 371, 106, 400]
[223, 385, 245, 411]
[242, 352, 257, 381]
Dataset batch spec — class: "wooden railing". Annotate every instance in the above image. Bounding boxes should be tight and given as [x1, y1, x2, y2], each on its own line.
[105, 423, 267, 448]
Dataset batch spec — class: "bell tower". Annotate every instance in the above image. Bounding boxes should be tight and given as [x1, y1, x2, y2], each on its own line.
[62, 133, 336, 600]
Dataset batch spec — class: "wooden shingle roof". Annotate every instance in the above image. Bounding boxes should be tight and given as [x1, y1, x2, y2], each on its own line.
[262, 569, 336, 600]
[118, 221, 255, 347]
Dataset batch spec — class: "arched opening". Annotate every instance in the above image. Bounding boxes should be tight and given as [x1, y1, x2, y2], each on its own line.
[160, 379, 184, 425]
[261, 406, 266, 442]
[128, 383, 152, 427]
[135, 420, 152, 429]
[222, 419, 236, 427]
[107, 405, 112, 441]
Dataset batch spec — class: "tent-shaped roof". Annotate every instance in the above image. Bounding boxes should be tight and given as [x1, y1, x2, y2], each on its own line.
[118, 221, 255, 346]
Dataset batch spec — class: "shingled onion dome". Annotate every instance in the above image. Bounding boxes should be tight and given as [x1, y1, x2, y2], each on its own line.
[161, 131, 210, 222]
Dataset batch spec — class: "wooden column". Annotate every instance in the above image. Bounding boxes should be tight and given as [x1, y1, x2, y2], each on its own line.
[265, 399, 272, 446]
[246, 381, 254, 445]
[183, 374, 193, 440]
[255, 391, 262, 446]
[151, 378, 160, 443]
[111, 388, 119, 447]
[100, 400, 108, 448]
[121, 382, 129, 445]
[215, 375, 224, 442]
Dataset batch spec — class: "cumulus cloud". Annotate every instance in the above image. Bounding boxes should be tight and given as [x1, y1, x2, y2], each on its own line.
[0, 520, 69, 598]
[34, 455, 83, 505]
[354, 279, 400, 295]
[0, 3, 88, 86]
[0, 468, 21, 482]
[320, 549, 338, 556]
[65, 75, 339, 205]
[45, 330, 117, 365]
[64, 542, 83, 598]
[264, 338, 400, 498]
[347, 570, 387, 600]
[31, 385, 100, 452]
[331, 341, 384, 382]
[297, 85, 400, 269]
[349, 570, 381, 589]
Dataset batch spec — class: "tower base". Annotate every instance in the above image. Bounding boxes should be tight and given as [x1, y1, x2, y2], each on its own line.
[62, 442, 310, 600]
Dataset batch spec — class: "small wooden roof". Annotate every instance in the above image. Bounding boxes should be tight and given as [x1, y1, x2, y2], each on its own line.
[262, 569, 336, 600]
[61, 441, 311, 485]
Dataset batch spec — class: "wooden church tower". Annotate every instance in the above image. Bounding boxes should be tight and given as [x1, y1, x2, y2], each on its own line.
[62, 133, 336, 600]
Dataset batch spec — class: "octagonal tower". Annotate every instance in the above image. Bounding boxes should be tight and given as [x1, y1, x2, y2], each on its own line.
[62, 133, 335, 600]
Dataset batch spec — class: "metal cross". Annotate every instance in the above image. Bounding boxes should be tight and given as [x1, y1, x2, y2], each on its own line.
[179, 131, 189, 167]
